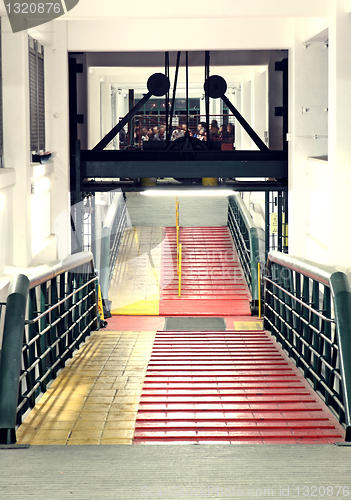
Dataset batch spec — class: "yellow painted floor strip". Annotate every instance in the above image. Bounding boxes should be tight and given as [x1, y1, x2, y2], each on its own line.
[112, 294, 159, 316]
[16, 330, 156, 445]
[109, 227, 162, 316]
[233, 320, 264, 331]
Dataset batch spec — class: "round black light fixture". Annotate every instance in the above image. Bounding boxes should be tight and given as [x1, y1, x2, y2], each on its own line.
[204, 75, 227, 99]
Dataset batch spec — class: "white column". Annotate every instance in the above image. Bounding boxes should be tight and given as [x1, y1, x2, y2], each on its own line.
[328, 0, 351, 275]
[233, 85, 241, 149]
[241, 77, 252, 150]
[88, 69, 101, 149]
[210, 98, 221, 124]
[288, 19, 329, 263]
[252, 67, 268, 146]
[45, 21, 71, 261]
[100, 78, 112, 148]
[2, 17, 32, 267]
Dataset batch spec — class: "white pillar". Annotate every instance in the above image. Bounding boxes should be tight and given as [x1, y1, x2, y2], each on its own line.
[252, 67, 268, 147]
[88, 69, 101, 149]
[100, 78, 112, 148]
[233, 85, 241, 149]
[45, 21, 71, 261]
[328, 0, 351, 275]
[2, 17, 32, 267]
[288, 19, 329, 262]
[241, 77, 252, 150]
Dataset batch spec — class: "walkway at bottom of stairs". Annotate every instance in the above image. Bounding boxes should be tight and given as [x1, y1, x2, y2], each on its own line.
[15, 316, 261, 445]
[15, 329, 157, 445]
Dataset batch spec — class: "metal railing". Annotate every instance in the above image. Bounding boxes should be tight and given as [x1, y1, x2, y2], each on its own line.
[0, 302, 5, 350]
[0, 252, 98, 444]
[227, 194, 265, 314]
[100, 192, 128, 305]
[264, 250, 351, 441]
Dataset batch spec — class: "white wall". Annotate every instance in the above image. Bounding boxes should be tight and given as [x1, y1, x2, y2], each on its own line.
[67, 18, 294, 53]
[327, 0, 351, 278]
[288, 19, 329, 264]
[2, 17, 32, 268]
[285, 1, 351, 283]
[0, 18, 71, 285]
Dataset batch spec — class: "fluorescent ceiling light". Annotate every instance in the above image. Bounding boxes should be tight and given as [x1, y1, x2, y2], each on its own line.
[140, 189, 238, 197]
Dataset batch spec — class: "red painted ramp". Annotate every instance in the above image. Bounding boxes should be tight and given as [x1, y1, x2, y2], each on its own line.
[159, 227, 251, 316]
[133, 331, 345, 444]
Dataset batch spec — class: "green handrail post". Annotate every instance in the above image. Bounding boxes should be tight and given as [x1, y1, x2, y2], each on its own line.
[329, 272, 351, 441]
[0, 274, 30, 444]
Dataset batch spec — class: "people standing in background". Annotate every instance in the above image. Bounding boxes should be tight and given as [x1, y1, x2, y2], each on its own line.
[197, 127, 206, 141]
[154, 126, 166, 141]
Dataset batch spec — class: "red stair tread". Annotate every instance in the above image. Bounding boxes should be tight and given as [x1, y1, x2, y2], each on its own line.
[133, 330, 345, 444]
[160, 226, 251, 316]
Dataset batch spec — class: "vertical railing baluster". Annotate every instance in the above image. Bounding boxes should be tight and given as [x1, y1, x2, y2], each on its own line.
[40, 283, 50, 392]
[66, 271, 74, 353]
[50, 277, 59, 378]
[27, 289, 37, 407]
[302, 276, 311, 377]
[311, 280, 321, 390]
[294, 272, 303, 369]
[322, 286, 332, 405]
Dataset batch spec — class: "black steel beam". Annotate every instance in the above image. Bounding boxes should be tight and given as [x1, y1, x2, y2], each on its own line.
[81, 149, 287, 163]
[222, 95, 268, 151]
[81, 180, 288, 193]
[82, 160, 286, 179]
[80, 149, 287, 179]
[167, 51, 181, 143]
[93, 91, 152, 151]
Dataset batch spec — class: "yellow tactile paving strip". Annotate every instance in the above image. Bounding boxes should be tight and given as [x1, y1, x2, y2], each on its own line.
[16, 330, 156, 445]
[233, 320, 264, 330]
[109, 227, 162, 315]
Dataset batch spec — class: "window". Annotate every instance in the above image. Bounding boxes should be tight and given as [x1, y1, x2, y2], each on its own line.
[29, 36, 45, 153]
[137, 97, 200, 116]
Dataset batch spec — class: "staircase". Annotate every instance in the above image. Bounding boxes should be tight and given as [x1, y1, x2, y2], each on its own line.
[159, 227, 251, 316]
[133, 330, 345, 444]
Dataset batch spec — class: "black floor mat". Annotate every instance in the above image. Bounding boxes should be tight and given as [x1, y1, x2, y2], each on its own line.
[164, 317, 226, 331]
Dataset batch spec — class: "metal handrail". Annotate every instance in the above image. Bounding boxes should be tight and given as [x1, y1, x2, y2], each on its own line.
[25, 251, 95, 289]
[264, 275, 335, 323]
[0, 251, 98, 444]
[227, 194, 264, 314]
[25, 276, 97, 325]
[265, 250, 351, 441]
[268, 250, 334, 287]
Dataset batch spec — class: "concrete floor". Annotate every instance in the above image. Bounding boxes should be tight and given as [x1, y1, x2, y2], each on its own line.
[1, 443, 351, 499]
